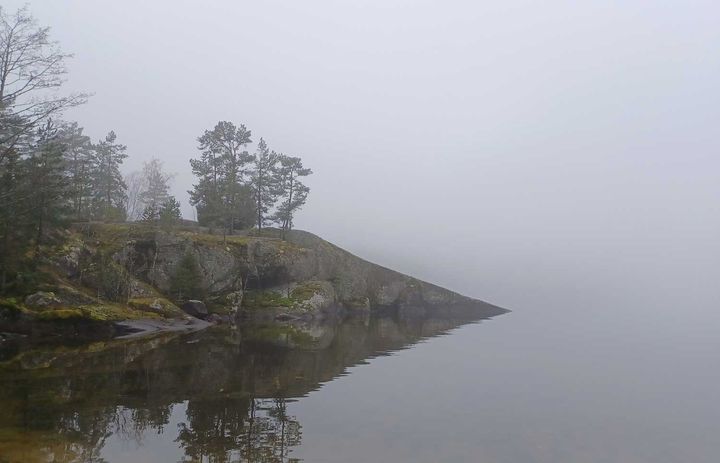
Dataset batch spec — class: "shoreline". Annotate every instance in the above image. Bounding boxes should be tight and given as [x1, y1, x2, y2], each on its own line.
[113, 317, 212, 339]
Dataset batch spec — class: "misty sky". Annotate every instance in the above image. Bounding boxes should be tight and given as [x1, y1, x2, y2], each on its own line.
[5, 0, 719, 312]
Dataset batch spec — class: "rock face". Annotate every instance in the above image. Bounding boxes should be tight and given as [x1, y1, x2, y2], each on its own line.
[1, 223, 506, 340]
[77, 224, 508, 319]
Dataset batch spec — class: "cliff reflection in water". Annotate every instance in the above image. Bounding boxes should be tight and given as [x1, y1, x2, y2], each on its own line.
[0, 309, 502, 462]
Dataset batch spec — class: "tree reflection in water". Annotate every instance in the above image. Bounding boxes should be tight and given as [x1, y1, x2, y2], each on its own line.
[0, 309, 501, 462]
[177, 397, 301, 463]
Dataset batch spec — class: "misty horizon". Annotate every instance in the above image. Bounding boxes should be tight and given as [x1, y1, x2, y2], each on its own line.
[1, 3, 718, 461]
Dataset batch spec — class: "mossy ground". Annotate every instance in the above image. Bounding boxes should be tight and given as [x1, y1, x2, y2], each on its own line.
[75, 222, 159, 254]
[242, 290, 296, 310]
[181, 232, 252, 247]
[1, 296, 165, 323]
[0, 297, 25, 313]
[290, 281, 326, 302]
[35, 308, 85, 321]
[37, 303, 163, 322]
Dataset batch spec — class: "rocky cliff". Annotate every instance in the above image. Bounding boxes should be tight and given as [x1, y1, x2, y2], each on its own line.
[0, 223, 507, 337]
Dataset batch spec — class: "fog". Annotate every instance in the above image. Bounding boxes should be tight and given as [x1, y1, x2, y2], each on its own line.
[8, 0, 719, 314]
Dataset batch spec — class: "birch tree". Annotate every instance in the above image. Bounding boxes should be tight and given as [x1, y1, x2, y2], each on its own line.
[0, 6, 85, 290]
[138, 158, 172, 217]
[0, 6, 86, 164]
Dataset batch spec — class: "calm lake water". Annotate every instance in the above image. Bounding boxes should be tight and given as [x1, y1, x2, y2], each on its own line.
[1, 294, 718, 462]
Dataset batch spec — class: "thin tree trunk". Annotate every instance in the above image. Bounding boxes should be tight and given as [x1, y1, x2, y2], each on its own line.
[1, 218, 8, 292]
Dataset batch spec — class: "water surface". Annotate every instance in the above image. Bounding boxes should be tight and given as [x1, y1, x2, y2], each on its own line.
[1, 300, 718, 462]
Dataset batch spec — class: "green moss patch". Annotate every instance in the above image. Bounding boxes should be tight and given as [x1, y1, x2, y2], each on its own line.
[30, 302, 166, 323]
[76, 222, 157, 254]
[290, 281, 326, 302]
[243, 290, 295, 310]
[127, 297, 184, 318]
[0, 298, 24, 313]
[187, 232, 251, 247]
[35, 308, 85, 321]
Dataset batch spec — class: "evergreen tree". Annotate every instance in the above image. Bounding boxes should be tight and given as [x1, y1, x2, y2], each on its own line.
[188, 166, 222, 229]
[141, 203, 160, 222]
[141, 195, 181, 227]
[0, 141, 31, 292]
[249, 138, 280, 230]
[59, 122, 94, 220]
[23, 120, 70, 253]
[273, 155, 312, 236]
[189, 121, 253, 233]
[159, 197, 182, 226]
[0, 114, 28, 291]
[169, 251, 203, 301]
[91, 131, 128, 221]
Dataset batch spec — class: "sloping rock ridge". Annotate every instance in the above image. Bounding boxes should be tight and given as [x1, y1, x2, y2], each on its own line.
[0, 223, 508, 337]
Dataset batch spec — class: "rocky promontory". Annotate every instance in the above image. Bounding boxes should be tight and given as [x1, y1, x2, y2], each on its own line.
[0, 223, 507, 339]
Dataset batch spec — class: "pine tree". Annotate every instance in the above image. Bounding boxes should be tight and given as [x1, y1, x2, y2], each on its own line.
[59, 122, 94, 220]
[189, 121, 254, 233]
[141, 203, 160, 222]
[23, 120, 70, 253]
[169, 251, 203, 301]
[0, 113, 28, 291]
[91, 131, 128, 221]
[249, 138, 280, 230]
[159, 197, 182, 226]
[273, 155, 312, 236]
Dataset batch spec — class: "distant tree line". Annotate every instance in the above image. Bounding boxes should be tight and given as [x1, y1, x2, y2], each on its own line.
[189, 122, 312, 236]
[0, 6, 313, 294]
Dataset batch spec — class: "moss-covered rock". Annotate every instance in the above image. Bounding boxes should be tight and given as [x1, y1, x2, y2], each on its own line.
[290, 281, 326, 301]
[128, 297, 184, 318]
[290, 280, 336, 311]
[3, 223, 507, 339]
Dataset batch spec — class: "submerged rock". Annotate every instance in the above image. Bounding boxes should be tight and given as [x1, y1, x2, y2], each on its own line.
[207, 313, 232, 324]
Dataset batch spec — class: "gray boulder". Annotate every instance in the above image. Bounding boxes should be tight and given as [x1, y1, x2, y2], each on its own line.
[24, 291, 63, 308]
[181, 300, 209, 319]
